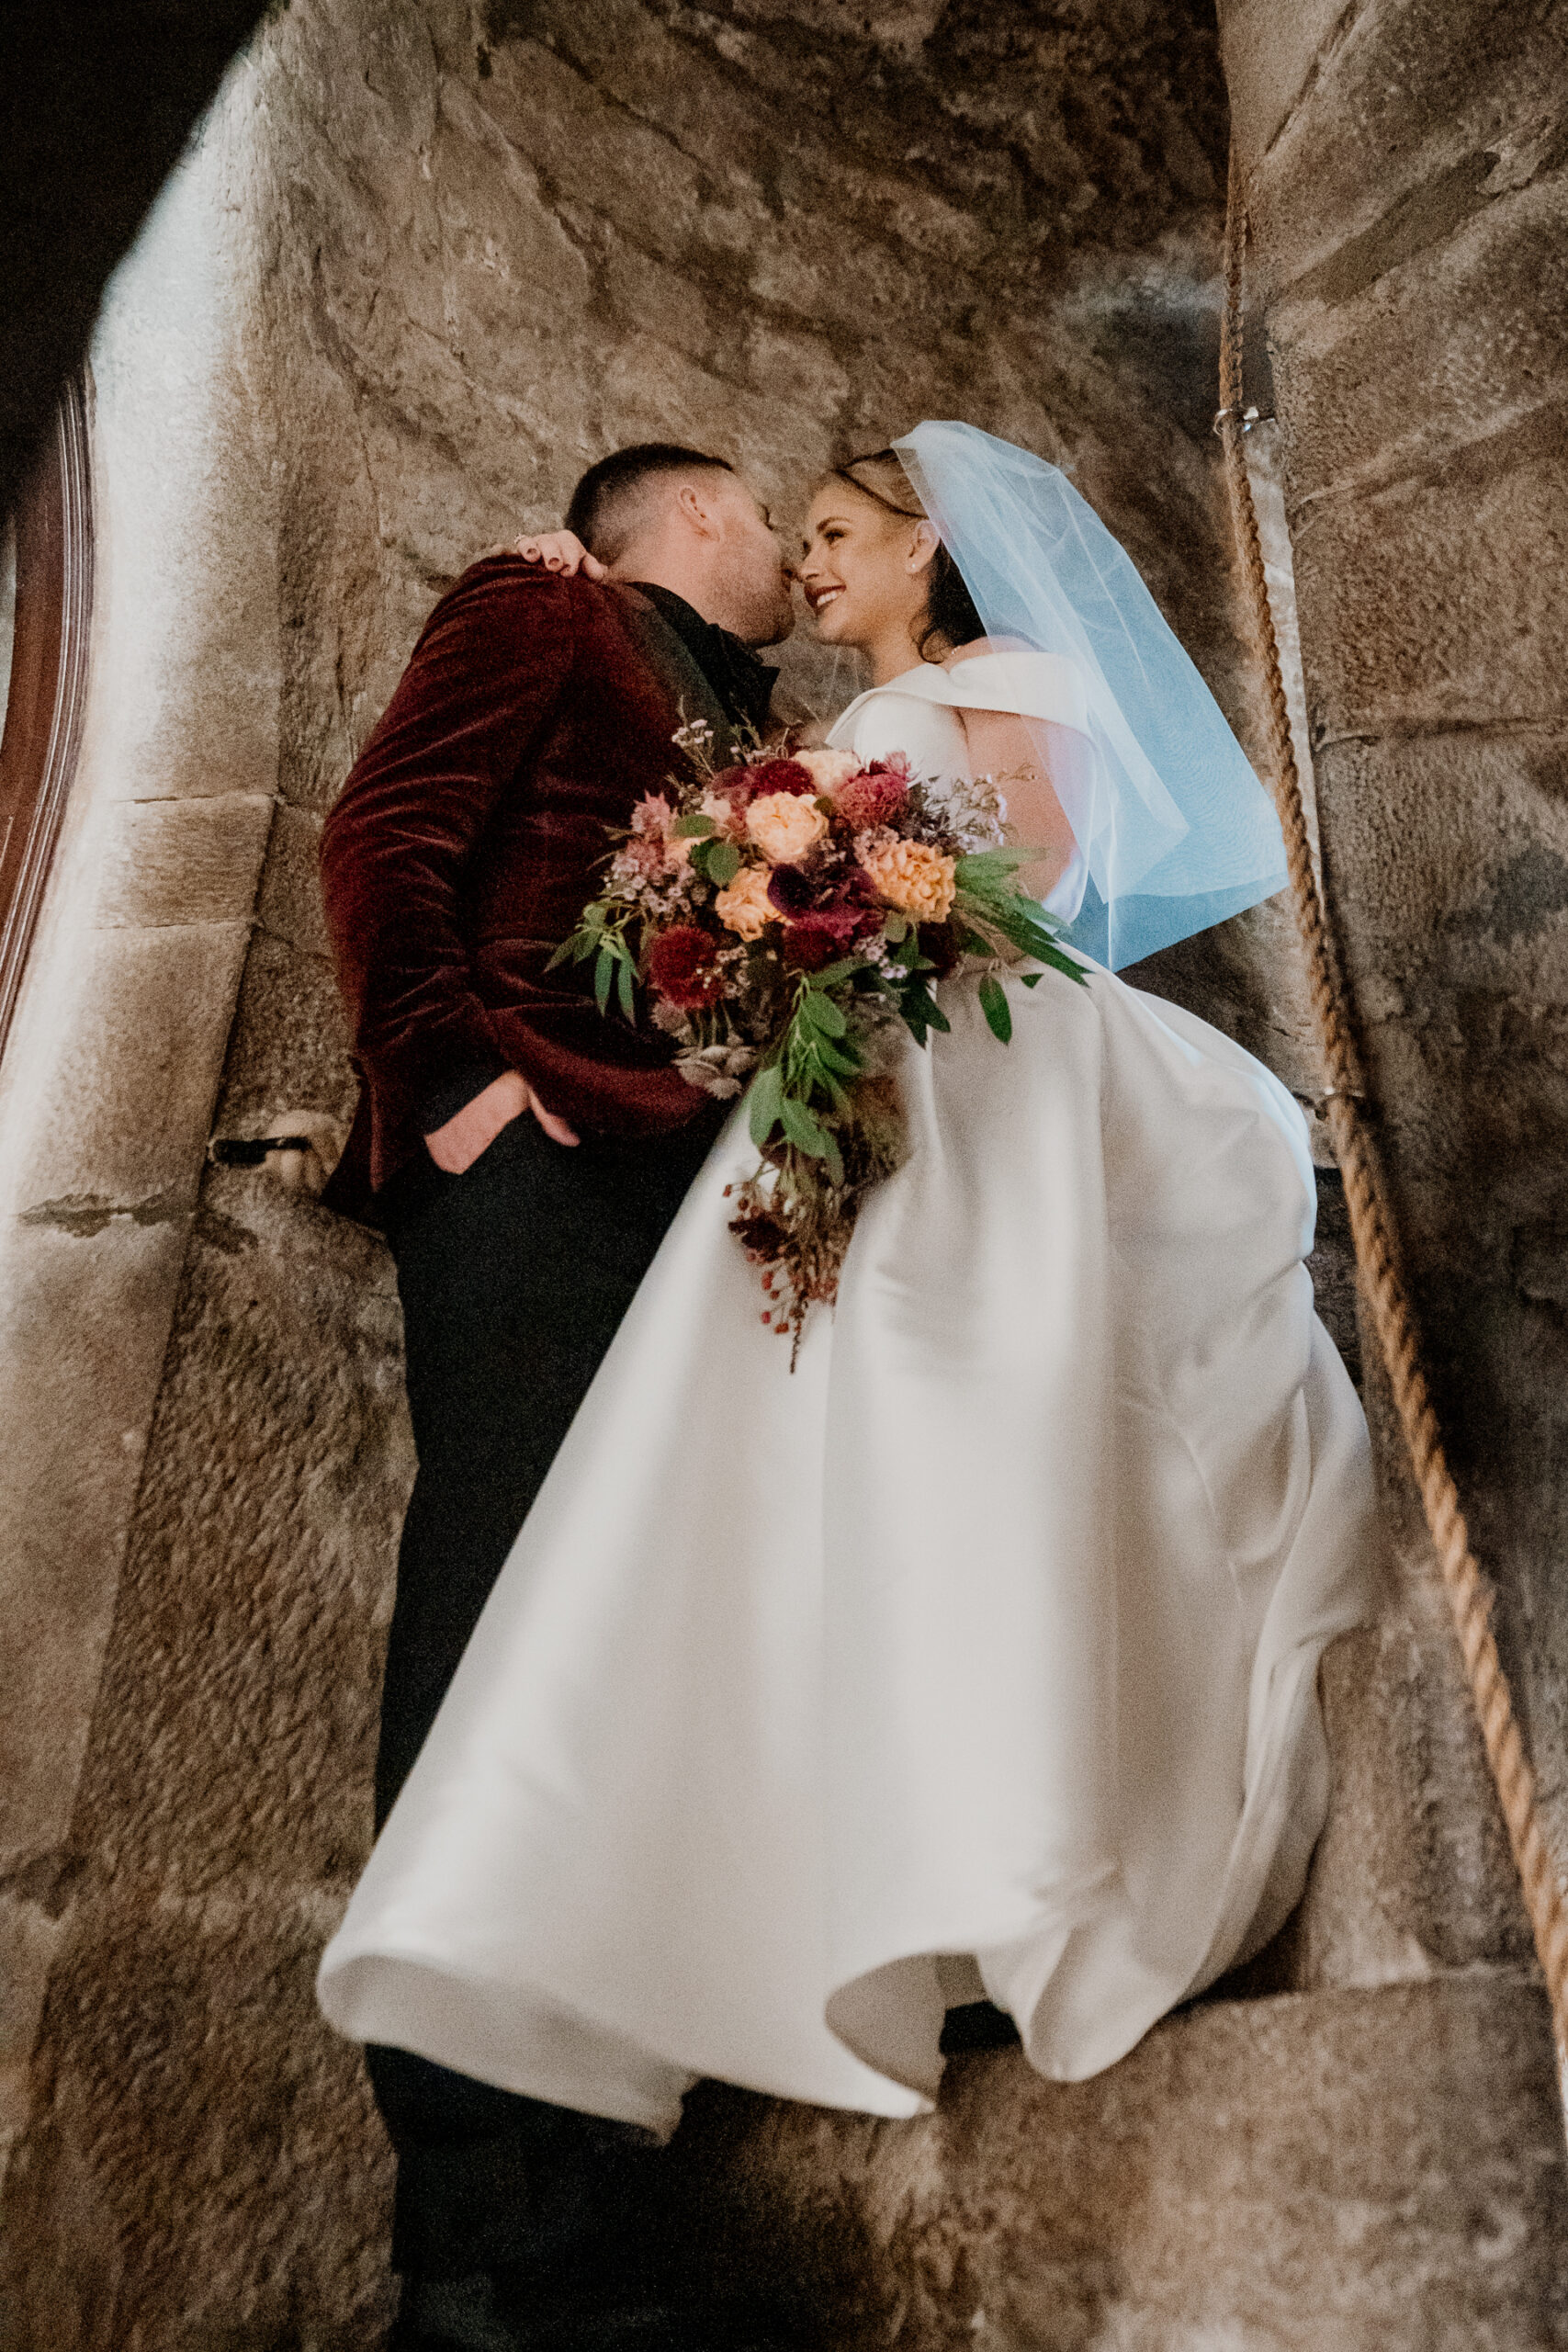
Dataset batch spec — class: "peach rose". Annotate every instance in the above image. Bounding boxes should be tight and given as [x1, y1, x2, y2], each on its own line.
[714, 863, 777, 941]
[746, 790, 830, 865]
[859, 835, 957, 922]
[793, 748, 862, 796]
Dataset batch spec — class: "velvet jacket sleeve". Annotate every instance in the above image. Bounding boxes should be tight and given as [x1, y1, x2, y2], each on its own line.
[319, 560, 575, 1125]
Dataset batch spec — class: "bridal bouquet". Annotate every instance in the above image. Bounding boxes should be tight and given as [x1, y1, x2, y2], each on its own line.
[552, 722, 1087, 1351]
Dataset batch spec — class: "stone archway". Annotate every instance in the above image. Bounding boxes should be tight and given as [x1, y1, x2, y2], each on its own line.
[1, 3, 1564, 2345]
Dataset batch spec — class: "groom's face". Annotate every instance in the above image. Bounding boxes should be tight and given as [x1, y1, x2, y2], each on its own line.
[709, 472, 797, 648]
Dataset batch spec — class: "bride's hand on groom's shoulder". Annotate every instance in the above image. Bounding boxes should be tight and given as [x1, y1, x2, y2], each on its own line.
[512, 529, 604, 581]
[468, 530, 604, 578]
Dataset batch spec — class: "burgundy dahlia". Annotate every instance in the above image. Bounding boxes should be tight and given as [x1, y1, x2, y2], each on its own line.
[648, 925, 723, 1009]
[782, 909, 866, 970]
[835, 768, 910, 831]
[745, 757, 818, 798]
[766, 863, 823, 919]
[919, 921, 964, 978]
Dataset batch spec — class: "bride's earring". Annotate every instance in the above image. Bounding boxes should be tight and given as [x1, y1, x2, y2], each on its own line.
[906, 521, 939, 575]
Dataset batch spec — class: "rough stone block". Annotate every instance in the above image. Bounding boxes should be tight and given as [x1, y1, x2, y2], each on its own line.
[0, 1895, 394, 2351]
[213, 927, 357, 1134]
[1218, 0, 1362, 167]
[59, 1172, 407, 1894]
[2, 922, 250, 1218]
[671, 1973, 1568, 2349]
[0, 1215, 191, 2161]
[1242, 0, 1568, 300]
[0, 1216, 192, 1863]
[1292, 1607, 1538, 1988]
[93, 791, 275, 932]
[1289, 417, 1568, 738]
[254, 802, 331, 961]
[1269, 173, 1568, 507]
[1312, 729, 1568, 1001]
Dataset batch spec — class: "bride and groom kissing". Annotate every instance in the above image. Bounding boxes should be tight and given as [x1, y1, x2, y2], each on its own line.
[315, 429, 1377, 2351]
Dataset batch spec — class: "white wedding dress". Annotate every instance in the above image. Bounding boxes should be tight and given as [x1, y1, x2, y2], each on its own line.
[318, 655, 1380, 2135]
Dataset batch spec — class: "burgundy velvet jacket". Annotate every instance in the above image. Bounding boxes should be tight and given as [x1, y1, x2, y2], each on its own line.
[319, 559, 737, 1212]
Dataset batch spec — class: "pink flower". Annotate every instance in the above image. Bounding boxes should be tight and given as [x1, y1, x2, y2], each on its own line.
[631, 793, 676, 836]
[615, 837, 665, 879]
[648, 925, 724, 1009]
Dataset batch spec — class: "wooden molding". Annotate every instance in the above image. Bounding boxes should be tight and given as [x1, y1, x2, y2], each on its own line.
[0, 379, 95, 1064]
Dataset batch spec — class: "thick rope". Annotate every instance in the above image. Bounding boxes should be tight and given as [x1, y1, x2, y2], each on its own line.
[1218, 143, 1568, 2041]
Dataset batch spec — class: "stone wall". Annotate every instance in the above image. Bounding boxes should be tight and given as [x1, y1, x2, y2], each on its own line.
[9, 0, 1562, 2341]
[1, 4, 1304, 2342]
[1218, 0, 1568, 1896]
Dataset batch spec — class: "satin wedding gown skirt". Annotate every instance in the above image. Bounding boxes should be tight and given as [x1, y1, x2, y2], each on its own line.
[320, 655, 1378, 2131]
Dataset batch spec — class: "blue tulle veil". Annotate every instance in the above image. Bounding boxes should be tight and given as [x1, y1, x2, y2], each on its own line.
[891, 422, 1288, 969]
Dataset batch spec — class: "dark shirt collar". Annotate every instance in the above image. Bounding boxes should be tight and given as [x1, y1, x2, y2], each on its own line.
[633, 582, 776, 739]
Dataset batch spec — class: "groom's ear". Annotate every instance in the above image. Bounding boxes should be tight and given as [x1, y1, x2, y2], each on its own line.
[905, 521, 941, 576]
[674, 479, 723, 540]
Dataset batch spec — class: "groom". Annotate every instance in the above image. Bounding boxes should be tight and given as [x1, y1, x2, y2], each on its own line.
[319, 445, 795, 2352]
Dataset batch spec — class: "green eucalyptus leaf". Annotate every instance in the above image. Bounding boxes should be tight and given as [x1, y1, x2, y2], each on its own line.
[706, 840, 742, 887]
[979, 972, 1013, 1043]
[672, 813, 717, 839]
[1044, 944, 1091, 987]
[897, 973, 951, 1046]
[797, 990, 848, 1039]
[807, 957, 866, 990]
[748, 1064, 784, 1147]
[778, 1095, 829, 1157]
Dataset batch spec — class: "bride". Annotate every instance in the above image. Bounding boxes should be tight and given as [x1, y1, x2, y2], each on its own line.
[319, 424, 1377, 2140]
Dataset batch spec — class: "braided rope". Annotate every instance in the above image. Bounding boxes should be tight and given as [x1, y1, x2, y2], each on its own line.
[1218, 144, 1568, 2039]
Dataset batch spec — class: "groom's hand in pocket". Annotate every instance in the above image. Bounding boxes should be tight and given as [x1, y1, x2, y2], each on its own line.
[424, 1070, 579, 1171]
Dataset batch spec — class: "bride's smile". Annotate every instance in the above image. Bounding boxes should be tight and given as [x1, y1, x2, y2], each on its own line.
[799, 475, 944, 683]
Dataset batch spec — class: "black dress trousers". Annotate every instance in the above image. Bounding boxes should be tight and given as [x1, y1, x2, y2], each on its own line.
[368, 1107, 720, 2317]
[377, 1108, 719, 1826]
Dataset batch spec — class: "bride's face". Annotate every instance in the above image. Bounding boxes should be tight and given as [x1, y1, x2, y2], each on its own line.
[798, 481, 937, 658]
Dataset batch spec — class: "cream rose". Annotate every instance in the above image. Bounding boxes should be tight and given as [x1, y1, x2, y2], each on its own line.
[714, 863, 776, 941]
[700, 789, 746, 839]
[859, 835, 957, 922]
[793, 748, 862, 796]
[746, 791, 830, 865]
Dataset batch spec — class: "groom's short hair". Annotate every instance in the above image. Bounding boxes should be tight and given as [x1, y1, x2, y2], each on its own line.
[566, 443, 735, 561]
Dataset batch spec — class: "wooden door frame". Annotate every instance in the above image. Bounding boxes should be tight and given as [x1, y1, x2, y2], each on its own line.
[0, 377, 94, 1063]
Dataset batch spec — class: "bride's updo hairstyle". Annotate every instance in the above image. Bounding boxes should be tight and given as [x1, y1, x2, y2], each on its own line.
[828, 448, 985, 662]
